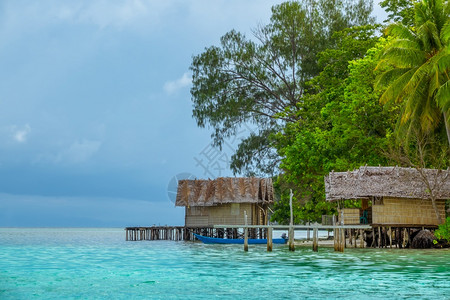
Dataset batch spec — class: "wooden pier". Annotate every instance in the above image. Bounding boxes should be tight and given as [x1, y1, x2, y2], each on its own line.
[125, 224, 372, 252]
[125, 226, 267, 242]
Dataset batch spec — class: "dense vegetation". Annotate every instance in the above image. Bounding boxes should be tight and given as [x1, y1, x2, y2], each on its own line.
[191, 0, 450, 224]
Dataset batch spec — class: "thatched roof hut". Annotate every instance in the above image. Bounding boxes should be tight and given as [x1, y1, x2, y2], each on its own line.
[325, 166, 450, 201]
[324, 166, 449, 226]
[175, 177, 274, 227]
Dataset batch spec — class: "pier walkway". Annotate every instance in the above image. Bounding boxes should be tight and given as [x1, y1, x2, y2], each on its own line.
[125, 224, 371, 252]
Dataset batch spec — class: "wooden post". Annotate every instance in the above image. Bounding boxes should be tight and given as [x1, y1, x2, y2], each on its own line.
[360, 229, 364, 248]
[288, 189, 295, 251]
[267, 226, 273, 252]
[244, 211, 249, 252]
[333, 216, 338, 251]
[345, 229, 348, 248]
[337, 227, 344, 252]
[313, 227, 318, 252]
[389, 226, 392, 248]
[334, 227, 339, 251]
[378, 227, 381, 248]
[402, 228, 409, 248]
[307, 221, 310, 241]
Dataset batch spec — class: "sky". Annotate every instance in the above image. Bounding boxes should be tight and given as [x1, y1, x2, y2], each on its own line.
[0, 0, 387, 227]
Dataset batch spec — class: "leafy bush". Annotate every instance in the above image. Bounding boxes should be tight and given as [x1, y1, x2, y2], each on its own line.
[434, 217, 450, 244]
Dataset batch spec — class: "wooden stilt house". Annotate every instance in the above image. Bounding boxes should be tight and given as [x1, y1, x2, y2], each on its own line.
[175, 177, 274, 227]
[325, 166, 450, 227]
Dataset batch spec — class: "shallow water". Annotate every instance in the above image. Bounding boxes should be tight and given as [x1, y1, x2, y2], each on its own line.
[0, 228, 449, 299]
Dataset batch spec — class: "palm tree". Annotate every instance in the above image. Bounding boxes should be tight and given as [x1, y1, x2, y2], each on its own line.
[375, 0, 450, 146]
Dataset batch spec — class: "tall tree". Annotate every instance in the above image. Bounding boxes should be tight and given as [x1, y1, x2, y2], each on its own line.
[272, 27, 394, 223]
[190, 0, 374, 176]
[375, 0, 450, 146]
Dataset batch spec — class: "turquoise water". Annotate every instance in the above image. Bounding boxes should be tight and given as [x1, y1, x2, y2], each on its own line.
[0, 228, 449, 299]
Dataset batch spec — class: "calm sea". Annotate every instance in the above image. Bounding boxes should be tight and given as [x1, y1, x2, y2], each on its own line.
[0, 228, 449, 299]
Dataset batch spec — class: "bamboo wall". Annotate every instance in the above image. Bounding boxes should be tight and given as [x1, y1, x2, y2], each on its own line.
[185, 203, 267, 226]
[338, 208, 360, 224]
[372, 197, 446, 225]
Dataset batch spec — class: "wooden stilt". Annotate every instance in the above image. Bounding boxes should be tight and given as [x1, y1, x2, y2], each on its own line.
[360, 229, 364, 248]
[402, 228, 409, 248]
[340, 228, 345, 252]
[244, 211, 248, 252]
[313, 227, 318, 252]
[378, 227, 381, 248]
[333, 216, 338, 251]
[267, 227, 273, 252]
[344, 229, 347, 249]
[334, 227, 339, 251]
[389, 226, 392, 248]
[288, 190, 295, 251]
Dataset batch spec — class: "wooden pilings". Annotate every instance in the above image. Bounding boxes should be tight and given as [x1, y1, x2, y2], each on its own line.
[125, 226, 268, 242]
[127, 224, 374, 253]
[125, 226, 213, 241]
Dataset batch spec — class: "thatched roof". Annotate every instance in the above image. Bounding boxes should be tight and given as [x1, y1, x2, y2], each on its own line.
[325, 166, 450, 201]
[175, 177, 274, 207]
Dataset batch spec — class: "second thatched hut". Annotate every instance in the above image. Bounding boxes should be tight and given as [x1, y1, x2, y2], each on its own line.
[175, 177, 274, 227]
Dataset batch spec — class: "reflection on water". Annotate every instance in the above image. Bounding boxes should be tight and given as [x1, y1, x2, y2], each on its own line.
[0, 228, 449, 299]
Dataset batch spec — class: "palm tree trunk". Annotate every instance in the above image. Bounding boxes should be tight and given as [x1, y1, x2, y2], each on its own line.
[444, 111, 450, 147]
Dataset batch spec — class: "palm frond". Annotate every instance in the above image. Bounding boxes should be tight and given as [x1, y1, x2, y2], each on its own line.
[415, 2, 429, 27]
[379, 69, 415, 104]
[385, 23, 416, 41]
[431, 49, 450, 73]
[375, 68, 410, 90]
[382, 47, 425, 68]
[428, 68, 440, 100]
[445, 0, 450, 18]
[421, 85, 441, 131]
[417, 20, 443, 51]
[431, 0, 446, 30]
[388, 38, 422, 50]
[403, 75, 440, 132]
[441, 20, 450, 45]
[401, 60, 433, 99]
[436, 80, 450, 112]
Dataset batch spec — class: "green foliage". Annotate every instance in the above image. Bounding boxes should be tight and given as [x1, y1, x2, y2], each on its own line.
[375, 0, 450, 146]
[190, 0, 375, 176]
[434, 217, 450, 242]
[271, 28, 397, 223]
